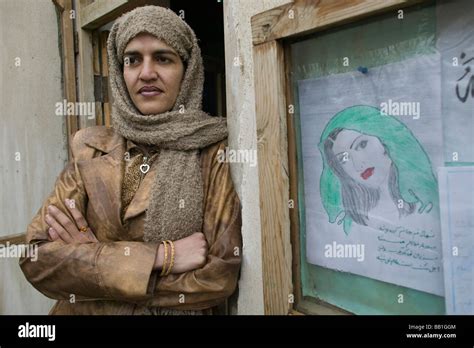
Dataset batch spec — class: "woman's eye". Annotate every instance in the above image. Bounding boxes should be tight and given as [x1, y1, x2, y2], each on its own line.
[356, 139, 368, 150]
[124, 56, 139, 66]
[338, 152, 349, 164]
[156, 56, 171, 64]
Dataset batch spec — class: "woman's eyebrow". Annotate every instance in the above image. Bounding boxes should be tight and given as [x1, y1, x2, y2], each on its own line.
[350, 135, 363, 149]
[153, 49, 179, 57]
[123, 50, 140, 56]
[123, 49, 179, 57]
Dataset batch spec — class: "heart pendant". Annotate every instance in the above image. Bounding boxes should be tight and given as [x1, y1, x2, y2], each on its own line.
[140, 163, 150, 174]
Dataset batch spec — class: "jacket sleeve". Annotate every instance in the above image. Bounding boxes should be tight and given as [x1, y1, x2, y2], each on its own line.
[145, 141, 243, 310]
[19, 129, 160, 303]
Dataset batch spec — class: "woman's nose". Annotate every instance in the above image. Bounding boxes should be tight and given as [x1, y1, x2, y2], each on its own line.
[139, 58, 158, 81]
[350, 151, 366, 172]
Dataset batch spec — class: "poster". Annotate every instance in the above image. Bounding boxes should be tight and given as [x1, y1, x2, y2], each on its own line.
[298, 54, 445, 296]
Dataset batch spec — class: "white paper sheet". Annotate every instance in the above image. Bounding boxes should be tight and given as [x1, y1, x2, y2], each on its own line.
[438, 166, 474, 314]
[298, 54, 445, 295]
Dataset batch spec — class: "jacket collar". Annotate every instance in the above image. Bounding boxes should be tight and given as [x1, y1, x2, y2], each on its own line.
[83, 127, 124, 154]
[79, 127, 158, 234]
[83, 127, 159, 158]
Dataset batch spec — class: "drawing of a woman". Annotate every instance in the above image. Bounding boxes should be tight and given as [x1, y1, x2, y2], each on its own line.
[319, 105, 438, 234]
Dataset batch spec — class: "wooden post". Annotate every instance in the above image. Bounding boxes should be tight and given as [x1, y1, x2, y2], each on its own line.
[53, 0, 79, 160]
[253, 40, 293, 315]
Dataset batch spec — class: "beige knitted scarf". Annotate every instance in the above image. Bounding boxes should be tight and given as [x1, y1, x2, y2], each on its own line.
[107, 6, 227, 315]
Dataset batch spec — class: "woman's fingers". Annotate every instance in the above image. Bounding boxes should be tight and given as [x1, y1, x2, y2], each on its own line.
[64, 199, 88, 229]
[48, 204, 80, 234]
[45, 212, 73, 243]
[64, 199, 98, 242]
[47, 204, 89, 243]
[45, 202, 98, 244]
[48, 228, 60, 241]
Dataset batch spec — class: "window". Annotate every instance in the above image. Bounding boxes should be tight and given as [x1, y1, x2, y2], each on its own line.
[252, 0, 474, 315]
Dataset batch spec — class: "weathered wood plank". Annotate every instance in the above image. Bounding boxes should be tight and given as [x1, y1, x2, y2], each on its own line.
[253, 41, 293, 315]
[251, 0, 426, 45]
[283, 41, 303, 311]
[76, 0, 98, 129]
[81, 0, 128, 29]
[53, 0, 79, 159]
[0, 233, 26, 246]
[80, 0, 170, 30]
[100, 31, 112, 127]
[92, 31, 104, 126]
[297, 297, 353, 315]
[52, 0, 65, 11]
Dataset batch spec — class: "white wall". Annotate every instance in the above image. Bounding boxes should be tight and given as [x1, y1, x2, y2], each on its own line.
[223, 0, 291, 315]
[0, 0, 66, 314]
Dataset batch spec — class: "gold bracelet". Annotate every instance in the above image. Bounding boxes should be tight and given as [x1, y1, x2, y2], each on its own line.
[165, 240, 175, 276]
[160, 241, 169, 277]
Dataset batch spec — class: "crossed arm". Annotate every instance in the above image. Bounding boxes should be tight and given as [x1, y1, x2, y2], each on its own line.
[45, 199, 209, 275]
[19, 140, 242, 310]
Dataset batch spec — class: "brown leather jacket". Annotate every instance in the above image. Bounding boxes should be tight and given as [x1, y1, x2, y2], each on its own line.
[19, 126, 242, 315]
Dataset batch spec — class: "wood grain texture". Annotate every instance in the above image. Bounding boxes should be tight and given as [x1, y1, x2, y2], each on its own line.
[80, 0, 170, 30]
[284, 42, 303, 311]
[0, 233, 26, 246]
[100, 31, 112, 126]
[251, 0, 426, 45]
[77, 0, 97, 129]
[92, 31, 104, 126]
[53, 0, 79, 160]
[52, 0, 65, 11]
[253, 41, 293, 315]
[81, 0, 128, 29]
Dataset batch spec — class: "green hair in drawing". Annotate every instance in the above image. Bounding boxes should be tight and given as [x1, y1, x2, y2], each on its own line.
[319, 105, 438, 235]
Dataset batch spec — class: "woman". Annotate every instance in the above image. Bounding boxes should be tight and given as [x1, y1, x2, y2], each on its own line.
[20, 6, 242, 315]
[319, 105, 438, 235]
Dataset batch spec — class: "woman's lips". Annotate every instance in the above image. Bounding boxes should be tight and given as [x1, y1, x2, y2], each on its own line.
[138, 87, 163, 97]
[361, 167, 375, 180]
[139, 90, 162, 97]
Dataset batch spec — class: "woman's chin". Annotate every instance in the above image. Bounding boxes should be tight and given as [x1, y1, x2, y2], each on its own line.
[138, 106, 170, 115]
[356, 177, 381, 189]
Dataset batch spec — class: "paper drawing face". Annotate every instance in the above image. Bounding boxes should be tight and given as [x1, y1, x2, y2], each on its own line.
[331, 129, 392, 189]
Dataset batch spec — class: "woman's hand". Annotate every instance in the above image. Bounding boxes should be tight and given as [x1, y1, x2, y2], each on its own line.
[154, 232, 208, 274]
[45, 198, 98, 244]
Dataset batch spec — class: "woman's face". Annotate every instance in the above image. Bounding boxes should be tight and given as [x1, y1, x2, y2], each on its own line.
[123, 33, 185, 115]
[331, 129, 392, 188]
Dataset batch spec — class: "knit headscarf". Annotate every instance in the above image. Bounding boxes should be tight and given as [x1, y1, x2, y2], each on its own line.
[107, 6, 228, 248]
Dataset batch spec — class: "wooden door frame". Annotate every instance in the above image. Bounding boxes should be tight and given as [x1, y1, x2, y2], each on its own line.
[251, 0, 427, 315]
